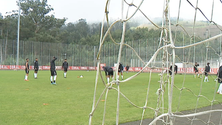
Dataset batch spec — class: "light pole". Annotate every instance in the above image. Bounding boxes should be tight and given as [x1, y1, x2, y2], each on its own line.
[16, 0, 21, 67]
[64, 53, 66, 59]
[62, 53, 67, 59]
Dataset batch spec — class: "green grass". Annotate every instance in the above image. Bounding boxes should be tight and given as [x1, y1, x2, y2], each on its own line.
[0, 70, 221, 125]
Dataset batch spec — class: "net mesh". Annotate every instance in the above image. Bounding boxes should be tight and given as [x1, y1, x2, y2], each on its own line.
[89, 0, 222, 124]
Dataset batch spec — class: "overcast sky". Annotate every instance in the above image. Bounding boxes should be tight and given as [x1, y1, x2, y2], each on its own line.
[0, 0, 221, 25]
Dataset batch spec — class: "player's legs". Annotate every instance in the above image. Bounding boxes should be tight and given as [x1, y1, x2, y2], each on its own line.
[64, 68, 67, 78]
[50, 70, 57, 84]
[25, 73, 29, 81]
[25, 69, 29, 81]
[121, 71, 123, 79]
[64, 71, 66, 78]
[197, 70, 200, 77]
[34, 70, 38, 79]
[107, 71, 111, 83]
[169, 70, 172, 75]
[110, 71, 114, 81]
[204, 73, 209, 82]
[106, 70, 114, 83]
[217, 83, 222, 94]
[50, 75, 53, 83]
[54, 73, 57, 84]
[106, 75, 110, 83]
[194, 69, 199, 78]
[117, 71, 121, 80]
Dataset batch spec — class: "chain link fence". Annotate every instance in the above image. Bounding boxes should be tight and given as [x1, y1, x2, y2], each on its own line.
[0, 38, 221, 68]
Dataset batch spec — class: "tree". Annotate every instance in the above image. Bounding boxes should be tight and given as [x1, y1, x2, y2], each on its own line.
[20, 0, 66, 42]
[74, 19, 89, 43]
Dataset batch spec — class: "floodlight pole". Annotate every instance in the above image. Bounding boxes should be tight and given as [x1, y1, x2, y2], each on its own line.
[220, 31, 222, 66]
[64, 53, 66, 59]
[16, 0, 21, 67]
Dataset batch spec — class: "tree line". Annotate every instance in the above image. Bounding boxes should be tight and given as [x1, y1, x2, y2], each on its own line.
[0, 0, 163, 46]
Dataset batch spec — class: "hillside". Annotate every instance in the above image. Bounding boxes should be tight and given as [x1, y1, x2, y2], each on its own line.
[137, 20, 222, 39]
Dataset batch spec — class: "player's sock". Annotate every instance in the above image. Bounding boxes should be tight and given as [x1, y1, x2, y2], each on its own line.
[107, 78, 109, 83]
[54, 75, 57, 81]
[204, 77, 207, 82]
[53, 75, 57, 84]
[121, 75, 123, 79]
[217, 83, 222, 94]
[25, 75, 29, 81]
[50, 76, 53, 83]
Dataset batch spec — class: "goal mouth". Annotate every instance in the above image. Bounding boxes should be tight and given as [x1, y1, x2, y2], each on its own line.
[89, 0, 222, 125]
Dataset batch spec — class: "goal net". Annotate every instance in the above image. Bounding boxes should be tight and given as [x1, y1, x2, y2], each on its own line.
[89, 0, 222, 124]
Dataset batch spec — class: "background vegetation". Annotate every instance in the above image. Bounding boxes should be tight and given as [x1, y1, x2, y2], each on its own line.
[0, 0, 222, 67]
[1, 0, 216, 45]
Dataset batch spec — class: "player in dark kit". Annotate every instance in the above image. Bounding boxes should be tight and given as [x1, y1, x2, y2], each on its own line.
[204, 62, 210, 82]
[62, 59, 68, 78]
[194, 62, 200, 78]
[169, 65, 178, 75]
[34, 58, 39, 79]
[50, 57, 57, 85]
[25, 58, 29, 81]
[217, 65, 222, 94]
[118, 63, 124, 80]
[126, 65, 130, 73]
[103, 66, 113, 83]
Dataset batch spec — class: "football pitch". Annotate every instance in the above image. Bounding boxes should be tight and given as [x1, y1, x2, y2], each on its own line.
[0, 70, 221, 125]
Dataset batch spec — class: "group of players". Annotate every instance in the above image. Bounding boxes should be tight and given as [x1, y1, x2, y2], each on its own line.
[101, 62, 213, 84]
[102, 63, 129, 84]
[194, 62, 222, 94]
[193, 62, 210, 82]
[24, 57, 222, 94]
[168, 62, 211, 83]
[24, 57, 69, 85]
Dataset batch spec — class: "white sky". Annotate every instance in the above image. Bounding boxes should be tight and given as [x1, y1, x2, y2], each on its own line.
[0, 0, 221, 25]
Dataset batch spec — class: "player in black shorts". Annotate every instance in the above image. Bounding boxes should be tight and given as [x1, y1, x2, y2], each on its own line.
[204, 62, 210, 82]
[34, 58, 39, 79]
[194, 62, 199, 78]
[62, 59, 68, 78]
[118, 63, 124, 80]
[50, 56, 57, 85]
[25, 58, 29, 81]
[169, 65, 178, 75]
[102, 66, 113, 83]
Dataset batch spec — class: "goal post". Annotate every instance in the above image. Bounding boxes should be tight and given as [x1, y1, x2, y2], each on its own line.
[89, 0, 222, 125]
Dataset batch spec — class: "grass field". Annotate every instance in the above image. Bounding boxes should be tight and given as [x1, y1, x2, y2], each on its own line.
[0, 70, 222, 125]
